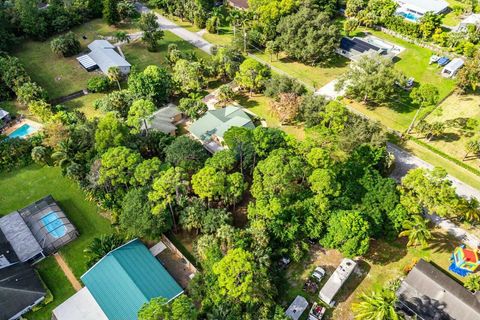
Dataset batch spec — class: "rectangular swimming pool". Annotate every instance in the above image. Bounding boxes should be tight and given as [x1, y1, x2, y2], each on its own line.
[8, 124, 40, 139]
[40, 211, 67, 239]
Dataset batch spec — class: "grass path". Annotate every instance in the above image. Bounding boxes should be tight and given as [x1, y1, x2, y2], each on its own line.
[54, 253, 82, 291]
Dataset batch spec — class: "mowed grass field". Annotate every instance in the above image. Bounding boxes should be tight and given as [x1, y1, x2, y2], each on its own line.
[14, 19, 138, 99]
[420, 93, 480, 167]
[0, 165, 112, 319]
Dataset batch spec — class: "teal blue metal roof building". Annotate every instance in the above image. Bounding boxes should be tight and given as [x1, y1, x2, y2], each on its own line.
[81, 239, 183, 320]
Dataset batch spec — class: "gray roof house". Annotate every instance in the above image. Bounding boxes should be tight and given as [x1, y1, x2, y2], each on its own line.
[188, 105, 255, 153]
[0, 195, 78, 266]
[142, 104, 183, 136]
[77, 40, 131, 75]
[396, 259, 480, 320]
[0, 262, 46, 320]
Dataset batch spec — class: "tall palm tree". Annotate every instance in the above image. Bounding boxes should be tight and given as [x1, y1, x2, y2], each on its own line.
[228, 10, 242, 37]
[352, 289, 400, 320]
[398, 214, 432, 247]
[107, 66, 122, 90]
[210, 7, 223, 34]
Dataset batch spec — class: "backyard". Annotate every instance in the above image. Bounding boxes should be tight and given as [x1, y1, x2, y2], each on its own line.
[282, 230, 462, 319]
[0, 165, 112, 319]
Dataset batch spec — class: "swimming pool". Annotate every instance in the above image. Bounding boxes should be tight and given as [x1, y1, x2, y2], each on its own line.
[8, 124, 40, 139]
[397, 11, 419, 22]
[40, 211, 67, 238]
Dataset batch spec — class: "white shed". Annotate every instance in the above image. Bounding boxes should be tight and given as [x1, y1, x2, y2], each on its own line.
[285, 295, 309, 320]
[319, 258, 357, 306]
[441, 58, 464, 78]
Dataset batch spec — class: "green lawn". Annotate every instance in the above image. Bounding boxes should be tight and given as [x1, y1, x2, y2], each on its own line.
[63, 93, 106, 119]
[123, 30, 210, 71]
[26, 257, 76, 320]
[0, 165, 112, 277]
[420, 92, 480, 168]
[252, 52, 350, 89]
[443, 0, 467, 26]
[203, 25, 235, 47]
[14, 19, 138, 99]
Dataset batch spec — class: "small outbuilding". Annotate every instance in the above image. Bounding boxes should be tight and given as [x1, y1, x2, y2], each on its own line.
[441, 58, 464, 78]
[285, 295, 309, 320]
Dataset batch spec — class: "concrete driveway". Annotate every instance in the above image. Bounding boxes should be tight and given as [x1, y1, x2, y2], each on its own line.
[135, 3, 213, 55]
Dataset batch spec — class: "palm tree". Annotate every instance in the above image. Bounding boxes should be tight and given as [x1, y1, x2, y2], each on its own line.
[107, 66, 122, 90]
[398, 214, 432, 247]
[458, 197, 480, 223]
[31, 146, 49, 165]
[114, 31, 131, 44]
[210, 7, 223, 34]
[228, 10, 241, 37]
[84, 233, 125, 267]
[352, 289, 399, 320]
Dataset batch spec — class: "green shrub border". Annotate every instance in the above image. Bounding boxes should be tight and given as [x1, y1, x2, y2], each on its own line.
[408, 136, 480, 177]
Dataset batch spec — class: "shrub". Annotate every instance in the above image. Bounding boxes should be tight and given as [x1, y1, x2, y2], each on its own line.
[50, 32, 81, 57]
[87, 76, 112, 93]
[0, 135, 42, 172]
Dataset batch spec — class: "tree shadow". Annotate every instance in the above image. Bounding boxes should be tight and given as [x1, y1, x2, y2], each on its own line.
[397, 294, 450, 320]
[428, 231, 458, 254]
[434, 132, 460, 143]
[365, 239, 408, 266]
[234, 93, 260, 109]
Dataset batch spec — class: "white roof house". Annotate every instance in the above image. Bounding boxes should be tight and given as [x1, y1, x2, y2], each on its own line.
[77, 40, 131, 75]
[318, 258, 357, 306]
[53, 287, 108, 320]
[285, 295, 309, 320]
[0, 109, 9, 120]
[441, 58, 464, 78]
[457, 14, 480, 32]
[395, 0, 449, 16]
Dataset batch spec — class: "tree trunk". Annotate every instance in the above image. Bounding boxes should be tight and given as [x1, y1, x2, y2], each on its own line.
[407, 106, 422, 134]
[116, 79, 121, 90]
[463, 151, 470, 161]
[169, 202, 177, 232]
[143, 119, 149, 136]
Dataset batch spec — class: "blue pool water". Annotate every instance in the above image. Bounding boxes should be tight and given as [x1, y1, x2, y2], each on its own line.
[40, 211, 67, 238]
[398, 11, 419, 22]
[8, 124, 39, 139]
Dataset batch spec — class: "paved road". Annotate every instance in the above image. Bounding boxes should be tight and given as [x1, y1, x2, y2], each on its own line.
[387, 143, 480, 201]
[136, 3, 214, 55]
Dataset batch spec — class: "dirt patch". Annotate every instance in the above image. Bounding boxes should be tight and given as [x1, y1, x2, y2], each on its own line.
[157, 249, 195, 289]
[54, 253, 82, 291]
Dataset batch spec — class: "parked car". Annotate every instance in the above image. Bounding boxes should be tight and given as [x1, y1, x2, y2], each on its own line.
[308, 302, 326, 320]
[312, 267, 326, 282]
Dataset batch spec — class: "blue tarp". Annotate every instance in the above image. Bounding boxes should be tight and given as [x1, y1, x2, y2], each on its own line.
[437, 57, 450, 66]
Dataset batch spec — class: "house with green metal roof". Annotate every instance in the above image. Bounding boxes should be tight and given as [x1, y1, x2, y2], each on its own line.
[52, 239, 183, 320]
[188, 105, 255, 153]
